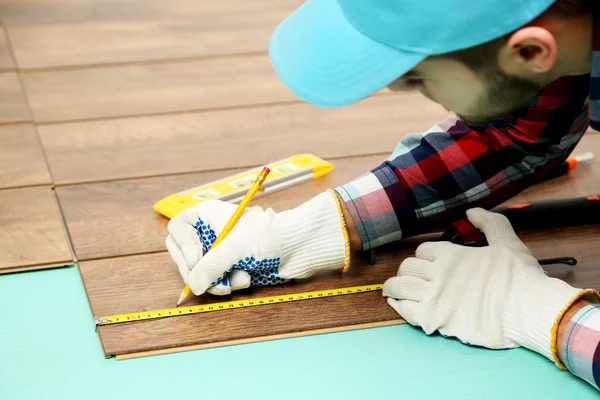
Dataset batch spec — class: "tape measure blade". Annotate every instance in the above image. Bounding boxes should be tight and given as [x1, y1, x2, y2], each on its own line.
[95, 284, 383, 326]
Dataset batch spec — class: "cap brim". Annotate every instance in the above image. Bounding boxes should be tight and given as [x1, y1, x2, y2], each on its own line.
[270, 0, 426, 107]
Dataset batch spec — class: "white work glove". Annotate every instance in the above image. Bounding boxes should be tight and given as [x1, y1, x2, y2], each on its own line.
[166, 190, 349, 296]
[383, 208, 598, 363]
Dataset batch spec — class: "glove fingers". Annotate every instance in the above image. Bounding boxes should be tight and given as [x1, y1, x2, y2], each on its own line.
[383, 276, 427, 302]
[466, 208, 530, 253]
[186, 243, 240, 295]
[397, 257, 432, 280]
[415, 241, 458, 261]
[207, 278, 232, 296]
[229, 269, 251, 291]
[166, 235, 190, 281]
[386, 298, 421, 326]
[205, 269, 252, 296]
[167, 214, 204, 269]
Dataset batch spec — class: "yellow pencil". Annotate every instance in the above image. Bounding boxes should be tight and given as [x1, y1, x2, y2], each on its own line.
[176, 166, 271, 306]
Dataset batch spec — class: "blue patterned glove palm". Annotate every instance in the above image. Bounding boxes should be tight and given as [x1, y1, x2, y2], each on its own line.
[193, 217, 285, 291]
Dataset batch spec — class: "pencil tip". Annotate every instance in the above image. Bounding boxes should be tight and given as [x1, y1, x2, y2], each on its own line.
[177, 291, 187, 307]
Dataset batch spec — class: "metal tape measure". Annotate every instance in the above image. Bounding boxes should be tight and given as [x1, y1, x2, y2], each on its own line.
[95, 284, 383, 327]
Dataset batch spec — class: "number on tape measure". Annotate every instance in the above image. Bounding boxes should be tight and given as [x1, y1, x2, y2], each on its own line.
[95, 284, 383, 327]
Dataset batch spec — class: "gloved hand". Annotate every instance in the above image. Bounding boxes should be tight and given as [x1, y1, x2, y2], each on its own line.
[383, 208, 598, 364]
[166, 190, 350, 296]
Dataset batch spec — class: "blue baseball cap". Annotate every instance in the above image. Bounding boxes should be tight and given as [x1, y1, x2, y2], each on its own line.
[270, 0, 556, 107]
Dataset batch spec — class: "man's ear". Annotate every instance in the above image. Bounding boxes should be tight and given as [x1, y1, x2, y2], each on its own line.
[498, 27, 557, 76]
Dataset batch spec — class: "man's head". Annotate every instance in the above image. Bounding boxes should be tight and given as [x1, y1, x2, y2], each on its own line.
[270, 0, 595, 124]
[388, 0, 594, 124]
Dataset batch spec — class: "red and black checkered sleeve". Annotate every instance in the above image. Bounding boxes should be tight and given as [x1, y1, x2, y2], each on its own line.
[336, 75, 591, 250]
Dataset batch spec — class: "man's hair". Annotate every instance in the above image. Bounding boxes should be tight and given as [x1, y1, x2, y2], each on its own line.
[545, 0, 595, 17]
[444, 0, 595, 71]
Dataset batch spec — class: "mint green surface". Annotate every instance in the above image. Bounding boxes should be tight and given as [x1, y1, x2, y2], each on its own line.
[1, 265, 597, 400]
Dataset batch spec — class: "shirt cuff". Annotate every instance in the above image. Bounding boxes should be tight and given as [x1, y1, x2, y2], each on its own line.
[560, 304, 600, 390]
[335, 169, 404, 251]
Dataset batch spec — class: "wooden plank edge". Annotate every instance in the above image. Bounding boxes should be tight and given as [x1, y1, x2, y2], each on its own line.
[13, 51, 269, 73]
[0, 261, 74, 274]
[34, 91, 401, 127]
[53, 189, 79, 263]
[53, 151, 392, 188]
[113, 318, 406, 360]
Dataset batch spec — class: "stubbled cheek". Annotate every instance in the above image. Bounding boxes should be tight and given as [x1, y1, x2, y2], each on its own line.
[426, 83, 478, 115]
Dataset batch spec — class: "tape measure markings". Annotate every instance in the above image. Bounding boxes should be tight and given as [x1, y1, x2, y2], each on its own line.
[95, 284, 383, 327]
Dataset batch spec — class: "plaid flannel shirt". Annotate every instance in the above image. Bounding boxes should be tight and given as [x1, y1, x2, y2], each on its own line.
[561, 305, 600, 390]
[336, 6, 600, 391]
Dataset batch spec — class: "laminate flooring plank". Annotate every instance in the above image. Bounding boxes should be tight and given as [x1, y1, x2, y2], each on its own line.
[506, 132, 600, 204]
[0, 124, 51, 189]
[0, 28, 14, 70]
[81, 246, 408, 357]
[8, 2, 302, 68]
[0, 186, 73, 272]
[22, 55, 297, 122]
[57, 155, 389, 261]
[39, 94, 448, 184]
[0, 0, 299, 25]
[0, 72, 31, 123]
[115, 320, 405, 360]
[57, 130, 600, 261]
[82, 220, 600, 357]
[76, 136, 600, 357]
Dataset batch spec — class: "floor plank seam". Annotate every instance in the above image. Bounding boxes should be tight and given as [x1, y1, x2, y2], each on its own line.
[16, 51, 269, 73]
[34, 99, 306, 126]
[0, 119, 33, 127]
[3, 25, 59, 186]
[0, 25, 17, 70]
[0, 13, 293, 29]
[77, 249, 168, 263]
[0, 26, 20, 69]
[0, 182, 55, 191]
[8, 91, 59, 187]
[73, 264, 102, 330]
[0, 262, 74, 275]
[52, 151, 392, 187]
[33, 91, 401, 126]
[52, 188, 79, 263]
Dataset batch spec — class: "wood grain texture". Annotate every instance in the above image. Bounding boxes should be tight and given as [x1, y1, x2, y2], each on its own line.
[82, 221, 600, 358]
[0, 186, 73, 272]
[7, 1, 302, 68]
[518, 225, 600, 288]
[504, 132, 600, 204]
[21, 55, 295, 122]
[40, 94, 447, 184]
[56, 131, 600, 262]
[57, 155, 388, 261]
[0, 124, 51, 189]
[0, 0, 299, 25]
[77, 134, 600, 357]
[0, 72, 30, 123]
[0, 28, 14, 69]
[80, 246, 411, 357]
[115, 320, 405, 360]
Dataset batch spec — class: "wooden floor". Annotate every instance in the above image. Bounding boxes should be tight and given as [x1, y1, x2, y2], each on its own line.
[2, 0, 600, 358]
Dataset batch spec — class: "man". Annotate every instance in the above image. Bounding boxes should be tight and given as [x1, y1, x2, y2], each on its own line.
[166, 0, 600, 390]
